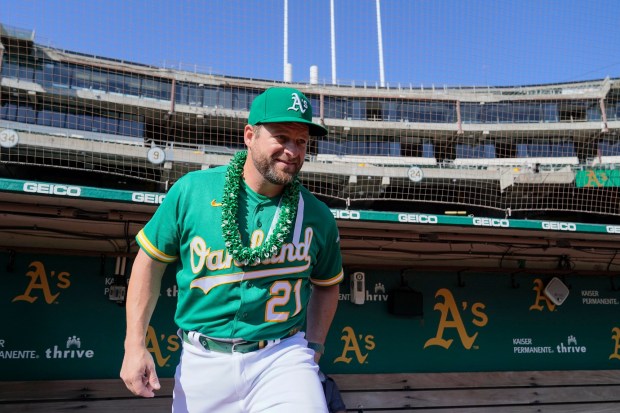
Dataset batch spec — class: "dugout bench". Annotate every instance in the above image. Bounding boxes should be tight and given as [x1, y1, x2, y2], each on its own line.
[1, 370, 619, 412]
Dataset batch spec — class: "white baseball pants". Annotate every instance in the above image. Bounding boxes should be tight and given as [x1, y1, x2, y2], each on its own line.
[172, 332, 328, 413]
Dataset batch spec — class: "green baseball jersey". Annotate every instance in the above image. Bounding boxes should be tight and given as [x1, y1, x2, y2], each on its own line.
[136, 166, 344, 341]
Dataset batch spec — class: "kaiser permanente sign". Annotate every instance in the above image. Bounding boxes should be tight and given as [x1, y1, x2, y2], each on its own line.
[2, 177, 620, 235]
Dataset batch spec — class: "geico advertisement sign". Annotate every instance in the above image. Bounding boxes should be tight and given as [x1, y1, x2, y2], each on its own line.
[132, 192, 165, 204]
[472, 218, 510, 227]
[541, 221, 577, 231]
[21, 182, 165, 205]
[331, 210, 361, 220]
[23, 182, 81, 197]
[398, 214, 438, 224]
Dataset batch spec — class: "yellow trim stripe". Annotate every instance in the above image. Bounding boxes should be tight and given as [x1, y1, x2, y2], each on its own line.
[136, 229, 178, 263]
[311, 269, 344, 287]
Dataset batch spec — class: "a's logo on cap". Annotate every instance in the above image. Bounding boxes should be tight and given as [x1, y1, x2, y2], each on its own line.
[287, 92, 308, 114]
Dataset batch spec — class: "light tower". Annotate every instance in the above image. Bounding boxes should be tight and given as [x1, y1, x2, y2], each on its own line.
[283, 0, 292, 82]
[330, 0, 337, 85]
[376, 0, 385, 87]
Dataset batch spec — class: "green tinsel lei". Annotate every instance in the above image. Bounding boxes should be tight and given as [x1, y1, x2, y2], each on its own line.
[221, 150, 300, 266]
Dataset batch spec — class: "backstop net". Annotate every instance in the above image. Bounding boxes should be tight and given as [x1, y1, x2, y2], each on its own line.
[1, 1, 619, 218]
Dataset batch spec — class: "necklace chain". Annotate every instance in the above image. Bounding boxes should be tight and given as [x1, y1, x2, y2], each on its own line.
[221, 150, 300, 266]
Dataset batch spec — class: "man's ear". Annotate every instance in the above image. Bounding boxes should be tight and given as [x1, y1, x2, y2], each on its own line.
[243, 124, 255, 147]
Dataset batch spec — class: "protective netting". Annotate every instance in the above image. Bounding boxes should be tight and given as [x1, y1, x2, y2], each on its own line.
[1, 4, 619, 219]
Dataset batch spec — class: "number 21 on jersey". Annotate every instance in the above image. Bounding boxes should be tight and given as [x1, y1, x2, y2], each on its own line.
[265, 279, 302, 322]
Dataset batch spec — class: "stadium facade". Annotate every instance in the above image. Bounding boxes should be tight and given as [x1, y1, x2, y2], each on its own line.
[1, 22, 620, 273]
[2, 23, 620, 392]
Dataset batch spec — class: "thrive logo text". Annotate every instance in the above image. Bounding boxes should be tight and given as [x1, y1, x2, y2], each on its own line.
[556, 335, 587, 354]
[45, 336, 94, 359]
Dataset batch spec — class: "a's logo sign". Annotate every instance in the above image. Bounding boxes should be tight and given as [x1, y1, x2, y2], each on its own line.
[424, 288, 488, 350]
[529, 278, 556, 312]
[583, 170, 608, 187]
[611, 327, 620, 361]
[287, 93, 308, 114]
[12, 261, 71, 304]
[146, 326, 181, 367]
[334, 326, 375, 364]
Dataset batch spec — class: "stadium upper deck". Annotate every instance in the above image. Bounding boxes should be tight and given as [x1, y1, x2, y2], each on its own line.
[1, 23, 620, 220]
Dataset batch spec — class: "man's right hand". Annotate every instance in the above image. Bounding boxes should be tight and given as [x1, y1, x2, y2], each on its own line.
[120, 346, 161, 397]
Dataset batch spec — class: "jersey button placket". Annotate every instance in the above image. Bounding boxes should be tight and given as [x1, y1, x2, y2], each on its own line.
[256, 204, 265, 229]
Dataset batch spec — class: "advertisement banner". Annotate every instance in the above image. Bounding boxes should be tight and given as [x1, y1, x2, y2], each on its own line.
[1, 252, 619, 380]
[325, 270, 620, 373]
[0, 253, 179, 380]
[575, 169, 620, 188]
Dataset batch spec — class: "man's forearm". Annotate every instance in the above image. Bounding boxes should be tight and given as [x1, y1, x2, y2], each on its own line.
[305, 283, 339, 346]
[120, 249, 168, 397]
[124, 249, 167, 348]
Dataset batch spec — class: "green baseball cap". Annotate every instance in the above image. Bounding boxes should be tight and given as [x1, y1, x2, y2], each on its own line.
[248, 87, 328, 136]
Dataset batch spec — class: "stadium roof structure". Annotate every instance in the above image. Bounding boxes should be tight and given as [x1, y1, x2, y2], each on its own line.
[1, 23, 620, 276]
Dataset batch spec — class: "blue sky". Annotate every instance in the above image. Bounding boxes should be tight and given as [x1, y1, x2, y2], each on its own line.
[2, 0, 619, 87]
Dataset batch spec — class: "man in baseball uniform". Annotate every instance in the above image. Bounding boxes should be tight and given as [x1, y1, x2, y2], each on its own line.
[120, 87, 344, 412]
